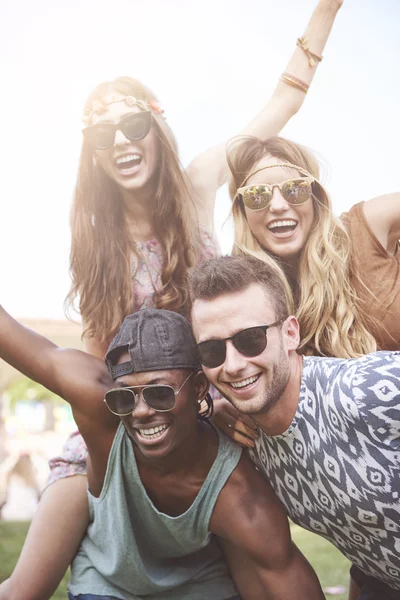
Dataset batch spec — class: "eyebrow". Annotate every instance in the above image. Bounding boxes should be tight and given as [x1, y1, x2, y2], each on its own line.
[116, 377, 166, 388]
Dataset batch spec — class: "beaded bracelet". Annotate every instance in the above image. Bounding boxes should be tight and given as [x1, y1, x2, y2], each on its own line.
[280, 73, 310, 94]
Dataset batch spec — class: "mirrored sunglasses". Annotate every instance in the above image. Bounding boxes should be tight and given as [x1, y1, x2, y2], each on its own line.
[236, 177, 314, 211]
[82, 111, 152, 150]
[104, 372, 193, 416]
[197, 321, 284, 369]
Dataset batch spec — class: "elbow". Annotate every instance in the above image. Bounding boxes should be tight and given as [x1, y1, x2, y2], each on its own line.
[273, 87, 305, 121]
[285, 91, 306, 118]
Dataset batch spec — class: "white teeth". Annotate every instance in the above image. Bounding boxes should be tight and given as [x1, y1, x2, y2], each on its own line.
[230, 375, 258, 389]
[116, 154, 141, 165]
[139, 424, 168, 437]
[268, 220, 297, 229]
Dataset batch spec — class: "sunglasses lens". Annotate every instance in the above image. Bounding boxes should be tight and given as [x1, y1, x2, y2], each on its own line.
[84, 124, 115, 150]
[234, 327, 267, 357]
[281, 179, 312, 205]
[105, 389, 135, 415]
[123, 112, 151, 141]
[197, 340, 226, 369]
[243, 186, 272, 211]
[143, 386, 175, 411]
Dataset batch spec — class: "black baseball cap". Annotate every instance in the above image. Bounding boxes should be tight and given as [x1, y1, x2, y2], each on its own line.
[105, 308, 201, 380]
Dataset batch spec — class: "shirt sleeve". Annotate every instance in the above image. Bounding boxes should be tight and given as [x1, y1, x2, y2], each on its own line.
[351, 352, 400, 449]
[44, 430, 88, 491]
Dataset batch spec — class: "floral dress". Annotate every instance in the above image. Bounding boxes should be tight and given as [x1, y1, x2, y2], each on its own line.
[46, 229, 219, 487]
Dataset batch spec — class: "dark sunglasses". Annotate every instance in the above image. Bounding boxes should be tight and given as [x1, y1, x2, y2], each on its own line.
[236, 177, 314, 211]
[104, 372, 193, 416]
[82, 111, 152, 150]
[196, 321, 284, 369]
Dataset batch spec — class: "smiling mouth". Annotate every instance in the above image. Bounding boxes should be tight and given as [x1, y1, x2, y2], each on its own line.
[228, 374, 260, 389]
[268, 220, 297, 234]
[115, 153, 142, 173]
[136, 423, 170, 441]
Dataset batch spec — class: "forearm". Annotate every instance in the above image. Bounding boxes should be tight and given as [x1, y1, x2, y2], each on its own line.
[256, 544, 325, 599]
[3, 476, 89, 600]
[0, 304, 60, 393]
[0, 305, 111, 418]
[279, 0, 342, 92]
[244, 0, 342, 139]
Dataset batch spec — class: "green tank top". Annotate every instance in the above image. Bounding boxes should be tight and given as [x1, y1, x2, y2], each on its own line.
[69, 421, 242, 600]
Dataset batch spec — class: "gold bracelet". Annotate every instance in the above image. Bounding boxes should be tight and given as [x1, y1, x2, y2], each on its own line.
[280, 73, 309, 94]
[297, 36, 323, 67]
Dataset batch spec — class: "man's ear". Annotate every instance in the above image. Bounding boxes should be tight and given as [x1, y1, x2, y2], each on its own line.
[283, 316, 300, 351]
[192, 370, 210, 403]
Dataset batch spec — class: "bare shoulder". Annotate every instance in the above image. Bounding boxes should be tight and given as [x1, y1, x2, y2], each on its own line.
[362, 193, 400, 252]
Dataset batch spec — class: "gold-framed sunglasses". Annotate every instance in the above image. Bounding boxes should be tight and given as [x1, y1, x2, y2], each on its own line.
[236, 176, 315, 212]
[104, 372, 193, 416]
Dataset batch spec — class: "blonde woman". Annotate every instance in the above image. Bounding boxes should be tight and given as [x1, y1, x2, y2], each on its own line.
[0, 2, 344, 598]
[228, 135, 400, 358]
[215, 137, 399, 600]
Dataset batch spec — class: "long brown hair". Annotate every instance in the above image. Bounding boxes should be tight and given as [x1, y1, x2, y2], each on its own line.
[66, 76, 203, 344]
[228, 136, 377, 358]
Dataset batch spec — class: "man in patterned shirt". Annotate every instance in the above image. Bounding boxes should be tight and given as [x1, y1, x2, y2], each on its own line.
[189, 255, 400, 600]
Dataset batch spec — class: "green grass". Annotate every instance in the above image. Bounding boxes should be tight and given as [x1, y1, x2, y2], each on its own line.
[1, 521, 350, 598]
[292, 524, 350, 599]
[0, 521, 69, 598]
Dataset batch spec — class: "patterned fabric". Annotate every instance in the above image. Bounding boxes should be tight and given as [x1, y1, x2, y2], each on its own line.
[46, 228, 219, 488]
[46, 431, 88, 489]
[350, 565, 400, 599]
[249, 352, 400, 590]
[132, 227, 219, 311]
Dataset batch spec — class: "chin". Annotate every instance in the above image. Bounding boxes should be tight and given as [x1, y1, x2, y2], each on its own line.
[229, 396, 264, 415]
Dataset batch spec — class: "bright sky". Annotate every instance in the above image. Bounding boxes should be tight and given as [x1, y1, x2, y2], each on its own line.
[1, 0, 399, 319]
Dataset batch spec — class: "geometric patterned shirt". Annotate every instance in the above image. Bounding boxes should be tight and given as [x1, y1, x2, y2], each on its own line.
[249, 352, 400, 590]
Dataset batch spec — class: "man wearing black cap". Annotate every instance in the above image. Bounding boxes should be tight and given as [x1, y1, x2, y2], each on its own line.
[0, 305, 323, 600]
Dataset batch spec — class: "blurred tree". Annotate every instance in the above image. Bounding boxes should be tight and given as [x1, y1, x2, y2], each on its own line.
[5, 377, 64, 430]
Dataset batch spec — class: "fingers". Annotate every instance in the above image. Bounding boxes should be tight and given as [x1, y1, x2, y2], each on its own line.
[227, 421, 257, 448]
[212, 398, 258, 447]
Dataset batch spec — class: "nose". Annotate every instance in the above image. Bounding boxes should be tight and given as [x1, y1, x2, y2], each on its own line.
[222, 341, 248, 377]
[268, 187, 289, 213]
[131, 391, 156, 419]
[114, 127, 130, 146]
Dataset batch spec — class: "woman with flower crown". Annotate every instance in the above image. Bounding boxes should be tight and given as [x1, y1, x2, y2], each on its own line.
[0, 1, 343, 597]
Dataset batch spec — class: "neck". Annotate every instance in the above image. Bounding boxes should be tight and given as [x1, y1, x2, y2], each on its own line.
[279, 255, 301, 290]
[120, 186, 156, 242]
[253, 353, 303, 436]
[134, 420, 215, 476]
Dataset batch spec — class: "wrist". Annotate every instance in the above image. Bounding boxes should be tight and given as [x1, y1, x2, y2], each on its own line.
[317, 0, 342, 14]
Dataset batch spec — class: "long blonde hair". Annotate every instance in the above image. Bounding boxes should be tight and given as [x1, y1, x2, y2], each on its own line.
[228, 136, 377, 358]
[66, 76, 203, 344]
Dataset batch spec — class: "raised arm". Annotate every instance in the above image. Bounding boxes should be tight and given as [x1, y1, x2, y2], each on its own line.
[0, 305, 114, 427]
[187, 0, 343, 228]
[211, 454, 324, 600]
[362, 192, 400, 255]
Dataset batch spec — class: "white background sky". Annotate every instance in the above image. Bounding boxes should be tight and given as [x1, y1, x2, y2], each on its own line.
[1, 0, 399, 319]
